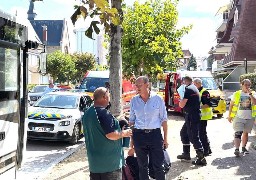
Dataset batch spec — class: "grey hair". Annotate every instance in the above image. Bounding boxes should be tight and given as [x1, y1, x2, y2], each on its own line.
[136, 76, 149, 84]
[193, 78, 202, 84]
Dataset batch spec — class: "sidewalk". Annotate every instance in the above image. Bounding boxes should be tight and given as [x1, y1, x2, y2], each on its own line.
[42, 112, 256, 180]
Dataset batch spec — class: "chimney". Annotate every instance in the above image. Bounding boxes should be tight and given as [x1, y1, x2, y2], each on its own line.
[42, 25, 47, 45]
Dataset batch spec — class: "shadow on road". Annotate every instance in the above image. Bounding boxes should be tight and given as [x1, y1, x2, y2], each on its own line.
[167, 160, 201, 179]
[26, 139, 84, 151]
[51, 166, 89, 180]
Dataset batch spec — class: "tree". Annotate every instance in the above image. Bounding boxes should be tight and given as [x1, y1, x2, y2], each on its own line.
[71, 0, 123, 116]
[187, 54, 197, 71]
[47, 51, 76, 84]
[122, 0, 191, 81]
[72, 52, 96, 83]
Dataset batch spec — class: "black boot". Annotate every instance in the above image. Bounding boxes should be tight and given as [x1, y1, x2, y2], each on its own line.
[177, 153, 191, 161]
[192, 150, 207, 166]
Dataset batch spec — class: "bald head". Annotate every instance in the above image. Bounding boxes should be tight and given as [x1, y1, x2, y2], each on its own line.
[93, 87, 108, 101]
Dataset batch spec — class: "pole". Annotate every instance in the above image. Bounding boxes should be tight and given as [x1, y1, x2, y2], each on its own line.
[244, 58, 248, 74]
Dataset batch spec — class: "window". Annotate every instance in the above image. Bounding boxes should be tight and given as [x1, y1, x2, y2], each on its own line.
[0, 48, 18, 91]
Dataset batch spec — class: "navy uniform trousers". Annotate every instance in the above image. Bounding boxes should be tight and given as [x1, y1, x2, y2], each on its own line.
[180, 112, 203, 154]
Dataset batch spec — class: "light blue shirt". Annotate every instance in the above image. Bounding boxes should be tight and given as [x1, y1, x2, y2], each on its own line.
[129, 92, 168, 129]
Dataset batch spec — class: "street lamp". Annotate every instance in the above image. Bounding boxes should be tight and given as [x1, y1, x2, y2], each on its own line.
[244, 58, 247, 74]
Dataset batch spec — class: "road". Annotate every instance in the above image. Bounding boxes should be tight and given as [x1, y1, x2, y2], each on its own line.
[43, 111, 256, 180]
[14, 110, 256, 180]
[16, 138, 84, 180]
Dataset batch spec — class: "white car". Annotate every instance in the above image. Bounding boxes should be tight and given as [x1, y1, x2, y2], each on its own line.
[26, 91, 92, 144]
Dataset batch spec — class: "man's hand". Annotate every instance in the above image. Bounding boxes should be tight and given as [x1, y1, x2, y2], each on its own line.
[163, 139, 169, 149]
[128, 148, 135, 156]
[121, 128, 132, 137]
[227, 116, 233, 123]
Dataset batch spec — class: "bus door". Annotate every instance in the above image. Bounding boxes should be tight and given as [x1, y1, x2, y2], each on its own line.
[0, 11, 27, 178]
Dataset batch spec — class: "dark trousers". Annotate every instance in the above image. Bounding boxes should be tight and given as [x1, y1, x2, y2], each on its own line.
[180, 112, 203, 153]
[90, 169, 122, 180]
[133, 129, 165, 180]
[199, 120, 210, 153]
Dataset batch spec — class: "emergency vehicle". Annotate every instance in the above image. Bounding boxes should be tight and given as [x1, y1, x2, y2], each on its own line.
[79, 70, 136, 111]
[160, 70, 226, 117]
[0, 10, 30, 178]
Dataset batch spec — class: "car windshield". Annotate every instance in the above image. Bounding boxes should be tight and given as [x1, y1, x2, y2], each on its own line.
[31, 86, 47, 93]
[34, 94, 78, 109]
[201, 77, 218, 90]
[80, 77, 109, 92]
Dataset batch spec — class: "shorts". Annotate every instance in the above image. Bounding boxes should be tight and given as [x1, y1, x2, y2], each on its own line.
[233, 117, 254, 133]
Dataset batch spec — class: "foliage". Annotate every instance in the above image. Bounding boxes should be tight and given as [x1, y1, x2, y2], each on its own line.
[71, 0, 121, 39]
[240, 73, 256, 90]
[122, 0, 191, 81]
[71, 53, 96, 83]
[187, 54, 197, 71]
[47, 51, 76, 84]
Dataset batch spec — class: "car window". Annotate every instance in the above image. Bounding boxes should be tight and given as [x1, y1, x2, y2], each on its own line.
[80, 77, 109, 92]
[34, 94, 78, 109]
[31, 86, 48, 93]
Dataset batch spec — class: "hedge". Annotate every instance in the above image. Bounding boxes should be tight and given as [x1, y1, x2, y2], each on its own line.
[240, 73, 256, 90]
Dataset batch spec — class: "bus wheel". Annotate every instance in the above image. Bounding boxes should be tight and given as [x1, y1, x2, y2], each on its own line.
[217, 114, 223, 118]
[69, 123, 80, 145]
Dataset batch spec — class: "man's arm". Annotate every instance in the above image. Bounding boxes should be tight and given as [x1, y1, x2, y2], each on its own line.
[227, 100, 234, 123]
[201, 91, 211, 109]
[106, 130, 132, 140]
[162, 121, 168, 148]
[179, 98, 188, 108]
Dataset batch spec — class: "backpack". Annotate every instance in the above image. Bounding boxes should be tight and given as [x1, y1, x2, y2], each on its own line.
[122, 165, 134, 180]
[125, 156, 140, 180]
[148, 149, 171, 179]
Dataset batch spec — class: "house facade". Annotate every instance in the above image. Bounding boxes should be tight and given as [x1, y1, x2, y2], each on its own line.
[26, 0, 73, 85]
[210, 0, 256, 90]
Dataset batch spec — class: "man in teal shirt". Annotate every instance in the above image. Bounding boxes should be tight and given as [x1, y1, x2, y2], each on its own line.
[82, 87, 132, 180]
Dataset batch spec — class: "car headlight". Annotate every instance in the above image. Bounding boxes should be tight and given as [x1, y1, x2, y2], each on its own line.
[59, 121, 70, 126]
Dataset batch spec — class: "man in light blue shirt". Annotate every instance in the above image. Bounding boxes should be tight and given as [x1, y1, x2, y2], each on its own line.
[129, 76, 168, 180]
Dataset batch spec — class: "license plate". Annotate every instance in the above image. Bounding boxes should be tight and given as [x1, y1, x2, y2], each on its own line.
[32, 127, 51, 132]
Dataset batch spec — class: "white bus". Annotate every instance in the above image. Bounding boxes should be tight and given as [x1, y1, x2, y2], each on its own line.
[0, 10, 38, 178]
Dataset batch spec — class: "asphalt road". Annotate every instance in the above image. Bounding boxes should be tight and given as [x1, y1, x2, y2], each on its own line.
[15, 110, 256, 180]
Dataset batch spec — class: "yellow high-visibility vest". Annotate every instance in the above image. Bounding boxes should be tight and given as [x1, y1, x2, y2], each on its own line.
[230, 90, 256, 118]
[200, 88, 213, 120]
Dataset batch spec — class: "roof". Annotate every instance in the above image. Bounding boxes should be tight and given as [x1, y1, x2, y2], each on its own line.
[47, 91, 88, 97]
[177, 70, 213, 78]
[182, 50, 192, 58]
[86, 71, 109, 78]
[223, 0, 256, 65]
[30, 20, 64, 46]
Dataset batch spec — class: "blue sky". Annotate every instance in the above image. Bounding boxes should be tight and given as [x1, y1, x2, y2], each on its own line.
[1, 0, 229, 57]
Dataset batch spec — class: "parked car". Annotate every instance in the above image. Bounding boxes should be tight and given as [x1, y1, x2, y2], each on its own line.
[28, 85, 48, 105]
[26, 91, 93, 144]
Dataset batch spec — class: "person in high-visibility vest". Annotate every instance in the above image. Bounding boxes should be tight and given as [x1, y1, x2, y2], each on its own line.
[193, 78, 213, 156]
[228, 79, 256, 157]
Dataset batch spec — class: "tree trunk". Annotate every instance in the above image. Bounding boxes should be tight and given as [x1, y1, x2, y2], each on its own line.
[109, 0, 123, 117]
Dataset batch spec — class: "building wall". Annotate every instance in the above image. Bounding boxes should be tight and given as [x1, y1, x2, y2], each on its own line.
[46, 46, 61, 54]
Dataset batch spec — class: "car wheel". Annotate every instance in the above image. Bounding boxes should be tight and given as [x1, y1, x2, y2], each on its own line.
[69, 123, 80, 145]
[217, 114, 223, 118]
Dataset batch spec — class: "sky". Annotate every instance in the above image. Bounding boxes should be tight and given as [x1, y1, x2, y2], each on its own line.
[1, 0, 230, 57]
